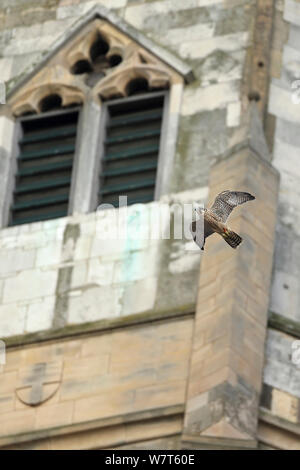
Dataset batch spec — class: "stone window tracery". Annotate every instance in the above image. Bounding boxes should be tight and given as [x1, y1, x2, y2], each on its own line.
[3, 15, 185, 226]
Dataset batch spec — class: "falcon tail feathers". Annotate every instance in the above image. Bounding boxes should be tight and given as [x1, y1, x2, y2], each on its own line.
[222, 230, 242, 249]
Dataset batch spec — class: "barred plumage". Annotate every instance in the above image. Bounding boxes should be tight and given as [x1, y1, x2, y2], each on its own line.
[190, 190, 255, 250]
[210, 190, 255, 223]
[222, 230, 243, 249]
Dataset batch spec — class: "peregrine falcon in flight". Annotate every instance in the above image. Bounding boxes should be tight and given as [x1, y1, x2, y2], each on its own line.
[190, 190, 255, 250]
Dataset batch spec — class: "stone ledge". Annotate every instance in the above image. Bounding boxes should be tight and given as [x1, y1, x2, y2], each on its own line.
[259, 407, 300, 436]
[2, 307, 194, 349]
[181, 434, 257, 450]
[113, 434, 181, 450]
[268, 312, 300, 339]
[0, 404, 184, 448]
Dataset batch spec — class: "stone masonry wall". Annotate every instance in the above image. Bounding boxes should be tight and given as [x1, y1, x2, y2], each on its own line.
[268, 0, 300, 323]
[0, 315, 192, 448]
[0, 190, 204, 338]
[0, 0, 299, 450]
[0, 0, 251, 194]
[259, 0, 300, 440]
[0, 0, 252, 339]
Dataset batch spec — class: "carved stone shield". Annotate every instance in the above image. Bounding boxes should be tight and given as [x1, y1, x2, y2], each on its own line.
[16, 360, 63, 406]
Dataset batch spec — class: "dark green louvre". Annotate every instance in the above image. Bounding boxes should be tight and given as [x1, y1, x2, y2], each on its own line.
[10, 109, 79, 226]
[98, 94, 164, 208]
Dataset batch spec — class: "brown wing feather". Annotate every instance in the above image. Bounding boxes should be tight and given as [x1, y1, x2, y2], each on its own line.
[210, 190, 255, 222]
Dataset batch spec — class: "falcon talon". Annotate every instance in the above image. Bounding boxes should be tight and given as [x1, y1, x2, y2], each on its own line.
[190, 190, 255, 251]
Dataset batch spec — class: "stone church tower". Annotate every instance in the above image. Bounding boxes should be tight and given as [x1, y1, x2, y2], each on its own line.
[0, 0, 299, 450]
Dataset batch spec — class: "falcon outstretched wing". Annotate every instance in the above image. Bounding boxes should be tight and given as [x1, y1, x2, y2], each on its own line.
[210, 190, 255, 222]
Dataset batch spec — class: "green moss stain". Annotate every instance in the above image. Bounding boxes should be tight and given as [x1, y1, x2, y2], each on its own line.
[6, 74, 27, 96]
[53, 223, 80, 329]
[214, 4, 252, 36]
[6, 50, 48, 99]
[154, 211, 175, 312]
[172, 109, 227, 193]
[124, 207, 145, 280]
[143, 7, 211, 34]
[53, 267, 73, 329]
[192, 50, 239, 84]
[154, 209, 200, 314]
[63, 222, 80, 251]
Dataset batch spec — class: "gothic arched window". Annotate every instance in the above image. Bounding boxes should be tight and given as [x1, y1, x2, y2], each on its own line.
[2, 12, 192, 227]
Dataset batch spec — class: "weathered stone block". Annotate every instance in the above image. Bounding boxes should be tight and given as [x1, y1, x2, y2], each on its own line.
[184, 143, 279, 442]
[0, 304, 27, 337]
[3, 269, 57, 304]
